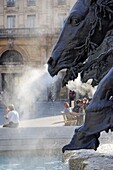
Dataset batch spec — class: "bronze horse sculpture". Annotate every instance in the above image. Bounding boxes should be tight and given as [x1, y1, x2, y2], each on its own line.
[48, 0, 113, 152]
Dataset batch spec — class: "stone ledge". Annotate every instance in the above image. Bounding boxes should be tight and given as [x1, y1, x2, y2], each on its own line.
[68, 143, 113, 170]
[61, 131, 113, 170]
[0, 126, 75, 151]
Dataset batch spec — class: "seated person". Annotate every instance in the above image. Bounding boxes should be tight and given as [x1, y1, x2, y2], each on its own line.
[3, 104, 19, 128]
[72, 99, 84, 125]
[63, 102, 77, 120]
[82, 97, 88, 110]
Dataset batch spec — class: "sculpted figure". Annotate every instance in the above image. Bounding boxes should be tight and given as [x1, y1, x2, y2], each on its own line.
[48, 0, 113, 152]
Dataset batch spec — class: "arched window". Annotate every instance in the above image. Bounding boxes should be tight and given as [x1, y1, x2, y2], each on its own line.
[0, 50, 23, 65]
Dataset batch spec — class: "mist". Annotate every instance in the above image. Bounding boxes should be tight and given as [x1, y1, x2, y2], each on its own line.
[2, 65, 62, 119]
[66, 74, 97, 99]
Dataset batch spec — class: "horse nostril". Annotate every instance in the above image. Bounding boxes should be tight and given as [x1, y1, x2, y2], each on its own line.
[47, 57, 53, 65]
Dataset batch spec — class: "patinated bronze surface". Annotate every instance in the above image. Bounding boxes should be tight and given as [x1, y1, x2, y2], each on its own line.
[48, 0, 113, 152]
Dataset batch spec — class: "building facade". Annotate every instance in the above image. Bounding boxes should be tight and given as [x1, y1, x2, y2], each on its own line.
[0, 0, 75, 101]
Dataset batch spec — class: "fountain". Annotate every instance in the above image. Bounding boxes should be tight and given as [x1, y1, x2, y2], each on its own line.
[0, 66, 62, 120]
[0, 65, 73, 169]
[1, 0, 113, 168]
[0, 150, 68, 170]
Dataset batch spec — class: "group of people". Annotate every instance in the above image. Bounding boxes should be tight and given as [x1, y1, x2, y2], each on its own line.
[2, 91, 91, 128]
[3, 104, 19, 128]
[63, 96, 92, 126]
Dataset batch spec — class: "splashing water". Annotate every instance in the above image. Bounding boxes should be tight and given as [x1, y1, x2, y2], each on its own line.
[0, 150, 68, 170]
[66, 74, 97, 99]
[2, 65, 62, 120]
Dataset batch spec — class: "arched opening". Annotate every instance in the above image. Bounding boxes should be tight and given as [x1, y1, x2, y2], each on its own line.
[0, 50, 23, 65]
[0, 50, 24, 100]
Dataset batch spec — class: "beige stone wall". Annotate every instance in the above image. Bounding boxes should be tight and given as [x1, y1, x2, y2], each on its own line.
[0, 0, 76, 29]
[0, 36, 51, 66]
[0, 0, 76, 65]
[0, 0, 76, 98]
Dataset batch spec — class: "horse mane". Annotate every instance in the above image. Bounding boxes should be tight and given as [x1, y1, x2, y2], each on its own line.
[70, 0, 113, 86]
[83, 0, 113, 56]
[97, 0, 113, 25]
[79, 0, 113, 86]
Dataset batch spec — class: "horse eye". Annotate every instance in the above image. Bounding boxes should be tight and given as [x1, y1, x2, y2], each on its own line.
[70, 18, 80, 26]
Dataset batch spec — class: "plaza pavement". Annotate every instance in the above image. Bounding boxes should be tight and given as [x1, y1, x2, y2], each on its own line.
[0, 101, 74, 151]
[19, 101, 65, 127]
[19, 115, 65, 127]
[0, 101, 66, 127]
[0, 100, 113, 160]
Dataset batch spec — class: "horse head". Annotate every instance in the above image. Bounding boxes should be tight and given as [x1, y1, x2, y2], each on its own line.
[48, 0, 113, 86]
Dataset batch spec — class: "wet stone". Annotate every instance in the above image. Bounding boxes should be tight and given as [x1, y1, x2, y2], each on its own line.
[68, 144, 113, 170]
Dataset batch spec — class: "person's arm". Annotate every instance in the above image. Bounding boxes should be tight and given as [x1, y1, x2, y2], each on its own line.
[70, 111, 80, 116]
[4, 108, 9, 119]
[69, 107, 80, 116]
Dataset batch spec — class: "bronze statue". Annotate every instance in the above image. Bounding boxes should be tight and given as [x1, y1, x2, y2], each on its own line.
[48, 0, 113, 152]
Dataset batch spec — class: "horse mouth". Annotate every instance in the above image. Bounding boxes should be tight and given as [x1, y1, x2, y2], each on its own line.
[48, 45, 88, 86]
[48, 50, 76, 77]
[48, 62, 68, 77]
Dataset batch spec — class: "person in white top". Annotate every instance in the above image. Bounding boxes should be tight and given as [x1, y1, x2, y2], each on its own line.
[3, 104, 19, 128]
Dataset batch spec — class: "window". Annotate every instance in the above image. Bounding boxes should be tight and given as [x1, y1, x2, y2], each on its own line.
[7, 16, 16, 28]
[57, 0, 65, 5]
[27, 0, 36, 6]
[7, 0, 15, 7]
[27, 15, 36, 28]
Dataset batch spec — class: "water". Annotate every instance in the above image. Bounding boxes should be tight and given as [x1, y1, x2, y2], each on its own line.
[0, 150, 68, 170]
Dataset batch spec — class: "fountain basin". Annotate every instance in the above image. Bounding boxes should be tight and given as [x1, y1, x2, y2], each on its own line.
[0, 127, 75, 151]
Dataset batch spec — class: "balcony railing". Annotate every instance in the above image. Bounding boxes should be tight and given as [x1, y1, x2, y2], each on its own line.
[0, 28, 55, 37]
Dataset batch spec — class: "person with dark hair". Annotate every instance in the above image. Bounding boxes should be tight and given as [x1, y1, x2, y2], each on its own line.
[3, 104, 19, 128]
[72, 99, 84, 125]
[69, 90, 76, 107]
[82, 97, 88, 110]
